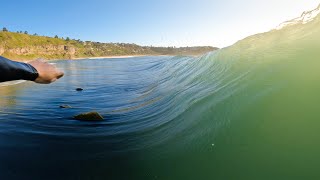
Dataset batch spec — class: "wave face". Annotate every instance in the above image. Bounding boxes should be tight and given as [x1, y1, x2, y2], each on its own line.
[1, 14, 320, 180]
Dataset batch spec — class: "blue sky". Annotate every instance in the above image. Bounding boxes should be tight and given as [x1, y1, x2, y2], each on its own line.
[1, 0, 319, 47]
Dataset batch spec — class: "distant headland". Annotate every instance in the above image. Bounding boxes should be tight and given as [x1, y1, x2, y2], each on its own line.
[0, 28, 218, 61]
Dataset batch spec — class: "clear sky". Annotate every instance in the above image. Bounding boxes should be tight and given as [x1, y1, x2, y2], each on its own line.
[1, 0, 319, 47]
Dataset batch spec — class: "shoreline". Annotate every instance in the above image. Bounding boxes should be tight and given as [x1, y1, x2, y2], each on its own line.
[73, 55, 147, 60]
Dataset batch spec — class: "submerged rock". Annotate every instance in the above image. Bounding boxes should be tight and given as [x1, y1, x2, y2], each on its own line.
[60, 105, 72, 108]
[73, 112, 104, 121]
[76, 88, 83, 91]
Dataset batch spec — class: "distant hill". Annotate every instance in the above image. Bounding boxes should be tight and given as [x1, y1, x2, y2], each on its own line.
[0, 31, 218, 60]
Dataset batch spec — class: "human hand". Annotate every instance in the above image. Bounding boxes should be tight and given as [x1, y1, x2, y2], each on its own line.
[28, 59, 64, 84]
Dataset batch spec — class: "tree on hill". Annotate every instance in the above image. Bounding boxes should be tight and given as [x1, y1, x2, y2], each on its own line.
[54, 35, 59, 38]
[33, 33, 38, 36]
[24, 31, 28, 34]
[2, 27, 8, 32]
[66, 37, 70, 41]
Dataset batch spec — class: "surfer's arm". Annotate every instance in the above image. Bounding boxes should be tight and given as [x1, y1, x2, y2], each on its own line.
[0, 56, 39, 82]
[0, 56, 64, 84]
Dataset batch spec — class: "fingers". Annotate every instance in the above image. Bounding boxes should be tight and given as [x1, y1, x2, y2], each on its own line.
[56, 71, 64, 79]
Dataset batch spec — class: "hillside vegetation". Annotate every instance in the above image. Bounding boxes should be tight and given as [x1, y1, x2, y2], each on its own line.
[0, 31, 218, 60]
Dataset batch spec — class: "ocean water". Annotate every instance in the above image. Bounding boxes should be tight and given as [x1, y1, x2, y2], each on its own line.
[1, 16, 320, 180]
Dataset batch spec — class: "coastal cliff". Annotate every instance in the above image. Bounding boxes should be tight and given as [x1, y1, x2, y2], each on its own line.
[0, 31, 218, 60]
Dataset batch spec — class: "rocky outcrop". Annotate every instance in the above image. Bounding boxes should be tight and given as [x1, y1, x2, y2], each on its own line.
[65, 46, 76, 58]
[73, 112, 104, 121]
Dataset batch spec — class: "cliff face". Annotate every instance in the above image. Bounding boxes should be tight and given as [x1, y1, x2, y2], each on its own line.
[6, 45, 75, 56]
[2, 45, 76, 60]
[0, 46, 4, 55]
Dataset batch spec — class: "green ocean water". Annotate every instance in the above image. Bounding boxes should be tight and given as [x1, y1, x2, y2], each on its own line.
[131, 14, 320, 179]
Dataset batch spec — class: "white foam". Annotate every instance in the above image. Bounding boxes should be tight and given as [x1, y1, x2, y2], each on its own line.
[276, 4, 320, 30]
[0, 80, 26, 87]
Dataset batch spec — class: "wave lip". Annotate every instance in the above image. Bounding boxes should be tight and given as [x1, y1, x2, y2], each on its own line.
[276, 3, 320, 30]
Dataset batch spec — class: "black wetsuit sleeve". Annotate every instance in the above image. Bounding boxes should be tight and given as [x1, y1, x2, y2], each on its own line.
[0, 56, 39, 82]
